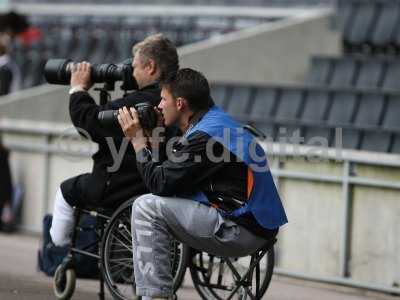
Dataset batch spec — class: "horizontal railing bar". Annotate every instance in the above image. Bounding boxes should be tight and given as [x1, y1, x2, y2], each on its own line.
[271, 169, 342, 183]
[6, 4, 325, 18]
[4, 141, 94, 157]
[272, 169, 400, 190]
[264, 142, 400, 168]
[2, 121, 400, 167]
[5, 141, 400, 191]
[275, 268, 400, 296]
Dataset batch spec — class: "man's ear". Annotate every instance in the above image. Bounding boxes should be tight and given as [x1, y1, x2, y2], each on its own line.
[176, 97, 187, 111]
[146, 59, 157, 76]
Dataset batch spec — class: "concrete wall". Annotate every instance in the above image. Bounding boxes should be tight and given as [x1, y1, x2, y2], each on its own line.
[0, 85, 69, 122]
[272, 157, 400, 290]
[276, 160, 343, 277]
[179, 10, 341, 85]
[0, 84, 126, 123]
[350, 164, 400, 287]
[1, 122, 94, 232]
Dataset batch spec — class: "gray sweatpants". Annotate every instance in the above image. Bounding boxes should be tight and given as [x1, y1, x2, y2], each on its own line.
[131, 193, 267, 299]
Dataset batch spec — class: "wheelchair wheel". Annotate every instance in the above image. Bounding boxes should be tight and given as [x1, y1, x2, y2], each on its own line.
[53, 265, 76, 300]
[101, 198, 189, 300]
[190, 246, 275, 300]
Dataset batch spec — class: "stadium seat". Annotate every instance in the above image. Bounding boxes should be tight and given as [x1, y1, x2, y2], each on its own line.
[390, 134, 400, 153]
[225, 86, 254, 115]
[301, 90, 330, 122]
[306, 57, 332, 85]
[250, 87, 278, 119]
[370, 2, 400, 52]
[249, 87, 280, 139]
[329, 58, 358, 88]
[382, 62, 400, 90]
[327, 91, 358, 125]
[353, 93, 385, 127]
[383, 95, 400, 131]
[303, 126, 332, 147]
[354, 60, 384, 89]
[344, 1, 378, 52]
[360, 131, 392, 153]
[341, 128, 362, 150]
[275, 89, 304, 120]
[210, 85, 229, 109]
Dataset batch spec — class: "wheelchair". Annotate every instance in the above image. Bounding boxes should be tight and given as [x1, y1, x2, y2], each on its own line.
[52, 197, 189, 300]
[53, 195, 276, 300]
[188, 238, 276, 300]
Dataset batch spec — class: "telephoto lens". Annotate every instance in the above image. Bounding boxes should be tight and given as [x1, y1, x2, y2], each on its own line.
[43, 58, 138, 90]
[43, 59, 73, 85]
[98, 102, 157, 130]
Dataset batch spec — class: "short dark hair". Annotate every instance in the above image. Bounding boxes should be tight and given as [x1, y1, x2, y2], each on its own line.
[133, 34, 179, 82]
[161, 68, 213, 112]
[0, 12, 29, 34]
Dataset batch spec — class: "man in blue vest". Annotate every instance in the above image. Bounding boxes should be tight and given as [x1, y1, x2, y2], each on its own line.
[118, 68, 287, 300]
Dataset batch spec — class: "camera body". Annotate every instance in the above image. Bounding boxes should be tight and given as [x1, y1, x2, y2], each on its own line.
[98, 102, 158, 131]
[44, 58, 138, 91]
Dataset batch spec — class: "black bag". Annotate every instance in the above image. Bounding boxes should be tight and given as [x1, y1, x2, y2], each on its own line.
[37, 214, 99, 278]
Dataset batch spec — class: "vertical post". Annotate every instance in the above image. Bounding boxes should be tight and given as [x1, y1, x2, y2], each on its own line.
[42, 134, 51, 218]
[339, 160, 352, 277]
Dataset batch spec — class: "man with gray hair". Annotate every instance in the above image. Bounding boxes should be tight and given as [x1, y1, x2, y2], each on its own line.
[50, 34, 179, 247]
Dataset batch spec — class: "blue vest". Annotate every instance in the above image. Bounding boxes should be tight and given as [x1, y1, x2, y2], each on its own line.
[185, 106, 288, 230]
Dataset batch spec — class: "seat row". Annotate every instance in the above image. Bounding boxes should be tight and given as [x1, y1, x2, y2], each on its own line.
[339, 0, 400, 54]
[211, 83, 400, 153]
[307, 55, 400, 90]
[10, 14, 272, 89]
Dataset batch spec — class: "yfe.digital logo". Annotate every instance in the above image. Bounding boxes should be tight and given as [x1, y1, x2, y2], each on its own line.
[56, 126, 96, 162]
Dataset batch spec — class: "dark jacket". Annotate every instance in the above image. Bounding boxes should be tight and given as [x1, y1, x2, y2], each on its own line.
[0, 54, 21, 95]
[135, 109, 278, 238]
[0, 147, 12, 206]
[61, 83, 161, 209]
[0, 65, 12, 96]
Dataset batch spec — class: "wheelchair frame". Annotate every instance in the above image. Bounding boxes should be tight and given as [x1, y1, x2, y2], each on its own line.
[53, 198, 188, 300]
[189, 238, 276, 300]
[53, 206, 112, 300]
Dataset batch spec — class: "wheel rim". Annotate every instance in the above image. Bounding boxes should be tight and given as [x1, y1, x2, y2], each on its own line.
[102, 204, 187, 300]
[103, 206, 136, 300]
[190, 249, 274, 300]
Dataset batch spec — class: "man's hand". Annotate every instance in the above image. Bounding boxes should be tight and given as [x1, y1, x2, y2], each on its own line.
[147, 106, 166, 149]
[154, 106, 165, 127]
[70, 62, 93, 90]
[118, 106, 147, 151]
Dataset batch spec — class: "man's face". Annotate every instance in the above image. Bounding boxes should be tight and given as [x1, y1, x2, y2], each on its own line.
[132, 52, 150, 89]
[158, 87, 179, 127]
